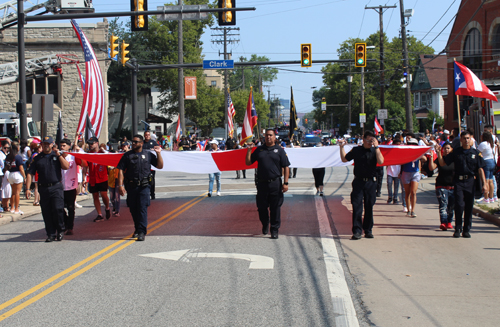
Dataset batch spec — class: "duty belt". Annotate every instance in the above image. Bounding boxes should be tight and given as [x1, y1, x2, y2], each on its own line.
[125, 177, 150, 187]
[457, 175, 472, 180]
[357, 177, 376, 182]
[38, 182, 59, 187]
[257, 177, 279, 183]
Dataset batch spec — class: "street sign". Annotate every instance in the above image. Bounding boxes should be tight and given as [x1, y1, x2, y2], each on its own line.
[203, 60, 234, 69]
[347, 129, 352, 133]
[360, 122, 364, 127]
[351, 123, 356, 126]
[359, 113, 366, 123]
[378, 109, 388, 119]
[321, 101, 326, 111]
[157, 5, 209, 21]
[380, 119, 384, 125]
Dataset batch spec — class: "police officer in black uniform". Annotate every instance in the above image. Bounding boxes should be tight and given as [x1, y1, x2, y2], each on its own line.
[142, 131, 159, 200]
[436, 130, 486, 238]
[26, 136, 70, 242]
[245, 129, 290, 239]
[339, 130, 385, 240]
[117, 134, 163, 241]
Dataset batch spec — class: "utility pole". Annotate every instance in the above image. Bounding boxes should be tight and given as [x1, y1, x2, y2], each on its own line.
[366, 4, 396, 111]
[211, 27, 240, 139]
[399, 0, 413, 133]
[17, 0, 27, 140]
[178, 0, 185, 135]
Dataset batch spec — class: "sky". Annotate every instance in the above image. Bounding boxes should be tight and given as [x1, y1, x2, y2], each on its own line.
[24, 0, 461, 113]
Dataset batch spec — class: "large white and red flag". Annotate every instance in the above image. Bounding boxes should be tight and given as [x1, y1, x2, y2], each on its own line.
[227, 88, 236, 138]
[72, 20, 105, 138]
[454, 61, 498, 102]
[240, 87, 258, 145]
[72, 145, 431, 174]
[374, 116, 384, 135]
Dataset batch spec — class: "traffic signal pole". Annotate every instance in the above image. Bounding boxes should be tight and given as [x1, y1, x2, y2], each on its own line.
[178, 0, 185, 136]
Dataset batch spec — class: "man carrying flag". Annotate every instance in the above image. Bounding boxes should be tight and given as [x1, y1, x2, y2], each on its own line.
[240, 87, 258, 146]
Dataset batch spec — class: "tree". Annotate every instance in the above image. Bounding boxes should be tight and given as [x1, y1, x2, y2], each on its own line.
[320, 32, 434, 135]
[227, 55, 278, 90]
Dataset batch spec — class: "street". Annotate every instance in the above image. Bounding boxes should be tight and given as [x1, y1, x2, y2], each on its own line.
[1, 167, 499, 326]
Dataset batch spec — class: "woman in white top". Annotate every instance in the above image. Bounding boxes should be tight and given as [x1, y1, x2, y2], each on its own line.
[477, 131, 495, 203]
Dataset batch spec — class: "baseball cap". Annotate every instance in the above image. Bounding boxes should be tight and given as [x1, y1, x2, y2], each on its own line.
[209, 140, 219, 145]
[407, 137, 419, 145]
[87, 137, 98, 144]
[122, 141, 131, 146]
[42, 136, 54, 143]
[444, 129, 450, 135]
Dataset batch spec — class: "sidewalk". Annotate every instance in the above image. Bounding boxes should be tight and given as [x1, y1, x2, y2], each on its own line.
[0, 192, 92, 227]
[418, 174, 500, 227]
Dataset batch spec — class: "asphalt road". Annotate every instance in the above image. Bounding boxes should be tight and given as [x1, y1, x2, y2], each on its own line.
[1, 167, 499, 326]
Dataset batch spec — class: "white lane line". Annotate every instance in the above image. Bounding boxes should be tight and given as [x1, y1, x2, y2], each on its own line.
[315, 196, 359, 327]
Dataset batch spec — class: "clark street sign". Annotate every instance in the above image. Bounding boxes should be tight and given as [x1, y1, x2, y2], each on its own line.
[203, 60, 234, 69]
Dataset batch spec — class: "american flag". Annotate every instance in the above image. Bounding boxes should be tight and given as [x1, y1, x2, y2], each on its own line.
[227, 88, 235, 138]
[71, 20, 105, 138]
[75, 63, 85, 96]
[240, 86, 258, 146]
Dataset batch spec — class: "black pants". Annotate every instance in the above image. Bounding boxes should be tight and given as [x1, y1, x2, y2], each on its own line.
[292, 168, 297, 178]
[236, 170, 246, 178]
[63, 189, 77, 230]
[454, 178, 474, 232]
[375, 167, 384, 194]
[256, 179, 284, 233]
[150, 170, 156, 199]
[351, 178, 376, 235]
[312, 168, 325, 188]
[39, 183, 65, 236]
[127, 185, 151, 234]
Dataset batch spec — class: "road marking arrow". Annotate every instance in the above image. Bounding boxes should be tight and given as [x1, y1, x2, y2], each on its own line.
[140, 249, 274, 269]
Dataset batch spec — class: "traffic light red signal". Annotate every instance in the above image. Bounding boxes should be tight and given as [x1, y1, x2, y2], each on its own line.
[218, 0, 236, 26]
[354, 43, 366, 68]
[301, 43, 311, 68]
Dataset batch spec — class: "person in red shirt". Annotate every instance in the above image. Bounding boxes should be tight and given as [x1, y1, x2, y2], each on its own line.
[87, 137, 110, 222]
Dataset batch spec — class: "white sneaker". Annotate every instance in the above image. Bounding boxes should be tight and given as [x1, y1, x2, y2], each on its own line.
[476, 197, 486, 203]
[75, 202, 82, 208]
[494, 197, 498, 202]
[403, 207, 408, 213]
[217, 191, 221, 196]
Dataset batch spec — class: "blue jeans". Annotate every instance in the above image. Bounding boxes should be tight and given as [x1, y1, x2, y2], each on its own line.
[208, 172, 221, 193]
[387, 175, 400, 200]
[109, 186, 120, 213]
[436, 188, 454, 224]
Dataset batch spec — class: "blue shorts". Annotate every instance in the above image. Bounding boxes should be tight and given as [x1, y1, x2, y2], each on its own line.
[401, 171, 421, 184]
[484, 159, 495, 180]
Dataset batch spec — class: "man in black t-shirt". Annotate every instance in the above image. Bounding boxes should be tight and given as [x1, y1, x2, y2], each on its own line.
[246, 129, 290, 239]
[339, 130, 385, 240]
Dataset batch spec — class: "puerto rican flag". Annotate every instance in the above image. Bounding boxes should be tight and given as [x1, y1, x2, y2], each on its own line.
[227, 89, 236, 138]
[197, 140, 207, 151]
[374, 116, 384, 135]
[454, 61, 498, 102]
[72, 20, 105, 138]
[240, 87, 258, 145]
[71, 145, 431, 174]
[175, 119, 182, 143]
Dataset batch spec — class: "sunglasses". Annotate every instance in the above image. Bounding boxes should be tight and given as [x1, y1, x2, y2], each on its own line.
[132, 140, 141, 144]
[3, 147, 10, 149]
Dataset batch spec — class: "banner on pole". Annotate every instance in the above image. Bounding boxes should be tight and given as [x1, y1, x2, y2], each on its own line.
[185, 76, 197, 100]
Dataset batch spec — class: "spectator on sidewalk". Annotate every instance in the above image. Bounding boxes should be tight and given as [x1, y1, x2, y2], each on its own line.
[428, 142, 455, 231]
[5, 142, 25, 214]
[0, 140, 8, 212]
[476, 131, 495, 203]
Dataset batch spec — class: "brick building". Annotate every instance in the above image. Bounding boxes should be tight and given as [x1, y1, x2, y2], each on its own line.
[0, 21, 109, 141]
[444, 0, 500, 135]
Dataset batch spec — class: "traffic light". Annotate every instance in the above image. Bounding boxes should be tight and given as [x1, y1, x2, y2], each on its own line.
[301, 43, 312, 67]
[110, 34, 119, 60]
[121, 40, 130, 66]
[354, 43, 366, 67]
[131, 0, 148, 31]
[305, 118, 308, 124]
[218, 0, 236, 26]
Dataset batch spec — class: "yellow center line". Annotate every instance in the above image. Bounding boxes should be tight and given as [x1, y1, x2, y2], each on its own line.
[0, 194, 206, 321]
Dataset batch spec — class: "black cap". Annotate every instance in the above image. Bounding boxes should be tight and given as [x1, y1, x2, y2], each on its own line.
[87, 137, 98, 144]
[42, 136, 54, 143]
[122, 141, 131, 146]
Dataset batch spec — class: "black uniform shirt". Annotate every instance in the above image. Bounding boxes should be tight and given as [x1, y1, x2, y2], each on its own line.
[27, 151, 62, 184]
[143, 139, 158, 150]
[444, 147, 485, 177]
[250, 144, 290, 180]
[345, 146, 378, 178]
[434, 158, 455, 187]
[117, 149, 158, 181]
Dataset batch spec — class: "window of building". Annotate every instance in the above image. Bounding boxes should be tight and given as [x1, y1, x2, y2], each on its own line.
[414, 93, 420, 107]
[427, 93, 433, 107]
[492, 24, 500, 56]
[26, 75, 60, 105]
[463, 28, 482, 78]
[421, 92, 427, 107]
[211, 80, 217, 87]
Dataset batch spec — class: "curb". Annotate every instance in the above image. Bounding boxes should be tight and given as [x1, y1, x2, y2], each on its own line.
[472, 207, 500, 227]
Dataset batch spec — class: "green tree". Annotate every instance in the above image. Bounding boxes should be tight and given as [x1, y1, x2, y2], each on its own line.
[227, 55, 278, 90]
[320, 32, 434, 135]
